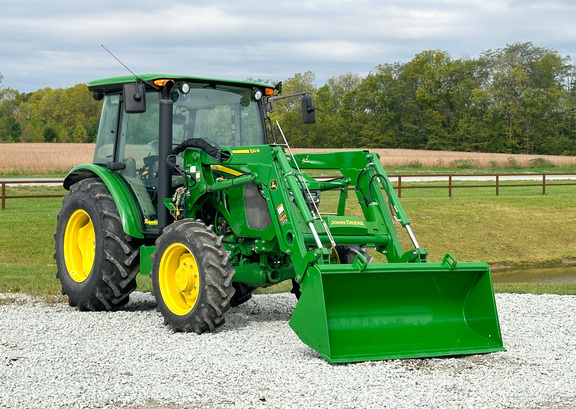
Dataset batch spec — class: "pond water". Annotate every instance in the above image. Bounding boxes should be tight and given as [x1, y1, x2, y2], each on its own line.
[492, 266, 576, 284]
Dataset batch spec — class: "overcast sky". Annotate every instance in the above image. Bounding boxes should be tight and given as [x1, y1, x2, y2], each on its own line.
[1, 0, 575, 93]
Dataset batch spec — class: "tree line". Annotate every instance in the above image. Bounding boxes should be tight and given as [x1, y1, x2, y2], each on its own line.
[1, 42, 576, 155]
[0, 79, 100, 144]
[275, 42, 576, 155]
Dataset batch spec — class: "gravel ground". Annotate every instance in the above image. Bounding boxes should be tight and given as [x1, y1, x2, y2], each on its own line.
[1, 292, 575, 409]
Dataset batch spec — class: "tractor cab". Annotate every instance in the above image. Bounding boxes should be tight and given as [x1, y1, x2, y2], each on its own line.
[90, 75, 272, 235]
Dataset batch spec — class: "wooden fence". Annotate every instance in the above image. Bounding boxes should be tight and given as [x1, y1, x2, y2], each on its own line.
[391, 173, 576, 198]
[1, 179, 64, 209]
[2, 173, 576, 209]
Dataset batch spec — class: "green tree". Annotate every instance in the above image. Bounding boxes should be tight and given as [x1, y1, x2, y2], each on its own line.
[71, 124, 88, 143]
[14, 84, 101, 143]
[60, 84, 102, 141]
[354, 63, 403, 148]
[0, 87, 23, 142]
[481, 42, 572, 153]
[271, 72, 318, 147]
[314, 73, 362, 148]
[43, 126, 58, 142]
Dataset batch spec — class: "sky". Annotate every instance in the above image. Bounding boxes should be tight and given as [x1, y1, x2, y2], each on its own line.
[1, 0, 575, 93]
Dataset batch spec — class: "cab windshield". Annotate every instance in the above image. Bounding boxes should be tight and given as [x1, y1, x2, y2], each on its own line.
[94, 84, 265, 165]
[92, 83, 266, 233]
[173, 84, 265, 147]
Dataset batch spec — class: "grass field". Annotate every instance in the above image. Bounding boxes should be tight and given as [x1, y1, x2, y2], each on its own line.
[0, 183, 575, 297]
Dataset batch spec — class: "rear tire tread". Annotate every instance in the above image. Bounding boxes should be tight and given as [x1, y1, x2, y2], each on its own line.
[54, 178, 141, 311]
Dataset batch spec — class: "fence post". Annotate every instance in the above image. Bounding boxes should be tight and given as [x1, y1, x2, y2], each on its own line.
[496, 175, 500, 196]
[1, 182, 5, 210]
[542, 174, 546, 195]
[397, 176, 402, 198]
[448, 175, 452, 197]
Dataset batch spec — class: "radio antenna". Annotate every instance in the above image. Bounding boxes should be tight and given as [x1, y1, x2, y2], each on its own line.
[101, 44, 140, 80]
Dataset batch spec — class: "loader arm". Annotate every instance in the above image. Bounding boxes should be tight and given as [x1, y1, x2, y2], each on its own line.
[183, 146, 428, 279]
[291, 150, 425, 262]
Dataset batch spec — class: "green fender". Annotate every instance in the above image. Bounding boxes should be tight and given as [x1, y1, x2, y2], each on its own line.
[64, 164, 145, 239]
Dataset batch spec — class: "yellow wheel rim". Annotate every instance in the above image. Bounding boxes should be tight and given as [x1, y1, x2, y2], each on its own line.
[328, 247, 341, 264]
[63, 209, 95, 283]
[159, 242, 200, 315]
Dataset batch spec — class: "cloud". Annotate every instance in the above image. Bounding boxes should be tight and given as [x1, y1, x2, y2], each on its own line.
[0, 0, 574, 92]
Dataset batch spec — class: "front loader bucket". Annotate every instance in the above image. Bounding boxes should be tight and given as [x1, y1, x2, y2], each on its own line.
[289, 262, 504, 363]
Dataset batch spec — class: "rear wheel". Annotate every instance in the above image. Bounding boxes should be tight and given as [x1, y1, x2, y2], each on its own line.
[54, 178, 141, 310]
[151, 220, 235, 333]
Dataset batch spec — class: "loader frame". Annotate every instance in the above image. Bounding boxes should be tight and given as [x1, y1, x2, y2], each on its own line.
[163, 145, 427, 287]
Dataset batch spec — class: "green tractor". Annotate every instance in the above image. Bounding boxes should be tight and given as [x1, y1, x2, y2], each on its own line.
[54, 74, 504, 363]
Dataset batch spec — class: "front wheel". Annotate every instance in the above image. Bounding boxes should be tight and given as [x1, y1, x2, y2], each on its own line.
[151, 220, 235, 333]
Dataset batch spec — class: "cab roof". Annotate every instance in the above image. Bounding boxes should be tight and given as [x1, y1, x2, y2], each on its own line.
[87, 74, 274, 93]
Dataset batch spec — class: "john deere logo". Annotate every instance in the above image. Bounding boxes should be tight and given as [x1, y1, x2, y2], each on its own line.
[330, 219, 365, 226]
[270, 179, 278, 191]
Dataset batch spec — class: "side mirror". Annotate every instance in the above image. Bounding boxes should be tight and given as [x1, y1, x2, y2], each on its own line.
[302, 95, 316, 124]
[123, 82, 146, 113]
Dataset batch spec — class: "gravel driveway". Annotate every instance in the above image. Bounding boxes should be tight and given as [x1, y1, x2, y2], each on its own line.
[1, 292, 575, 409]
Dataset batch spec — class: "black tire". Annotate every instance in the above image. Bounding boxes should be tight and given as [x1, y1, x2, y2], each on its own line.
[151, 220, 235, 334]
[290, 245, 372, 299]
[230, 283, 255, 307]
[54, 178, 141, 310]
[334, 245, 373, 264]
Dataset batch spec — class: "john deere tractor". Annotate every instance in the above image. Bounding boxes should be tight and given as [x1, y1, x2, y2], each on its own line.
[54, 74, 504, 362]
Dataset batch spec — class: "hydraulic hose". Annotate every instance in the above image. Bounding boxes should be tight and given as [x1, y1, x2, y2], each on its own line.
[171, 138, 230, 162]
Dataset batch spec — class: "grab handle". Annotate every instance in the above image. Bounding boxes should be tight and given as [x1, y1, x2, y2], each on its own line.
[441, 253, 458, 270]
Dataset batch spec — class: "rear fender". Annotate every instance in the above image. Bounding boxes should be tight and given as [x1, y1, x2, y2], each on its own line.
[64, 164, 145, 239]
